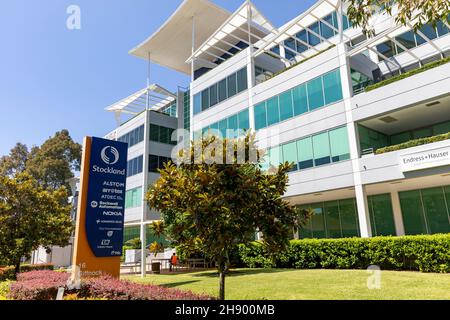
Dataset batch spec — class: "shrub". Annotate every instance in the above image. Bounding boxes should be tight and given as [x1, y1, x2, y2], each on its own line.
[8, 270, 216, 300]
[0, 281, 12, 300]
[365, 56, 450, 92]
[80, 276, 215, 300]
[9, 270, 69, 300]
[238, 234, 450, 273]
[0, 264, 54, 281]
[375, 132, 450, 155]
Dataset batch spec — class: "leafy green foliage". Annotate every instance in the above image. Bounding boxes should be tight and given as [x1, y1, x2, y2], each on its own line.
[375, 132, 450, 154]
[124, 238, 142, 250]
[346, 0, 450, 36]
[0, 174, 73, 274]
[147, 133, 306, 299]
[365, 56, 450, 92]
[238, 234, 450, 273]
[0, 130, 81, 195]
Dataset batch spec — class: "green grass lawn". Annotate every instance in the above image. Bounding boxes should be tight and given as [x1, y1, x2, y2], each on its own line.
[126, 268, 450, 300]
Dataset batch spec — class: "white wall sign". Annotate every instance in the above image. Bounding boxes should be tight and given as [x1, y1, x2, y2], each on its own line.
[399, 145, 450, 172]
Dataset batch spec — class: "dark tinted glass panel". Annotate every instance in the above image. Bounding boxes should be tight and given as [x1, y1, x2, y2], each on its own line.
[308, 22, 321, 46]
[227, 73, 237, 97]
[421, 187, 450, 234]
[150, 125, 159, 141]
[296, 30, 308, 53]
[201, 88, 209, 110]
[437, 21, 450, 37]
[400, 190, 427, 235]
[237, 68, 248, 92]
[320, 15, 335, 39]
[419, 24, 437, 41]
[324, 201, 341, 238]
[311, 205, 326, 238]
[218, 79, 227, 102]
[376, 41, 395, 59]
[395, 31, 416, 50]
[209, 84, 218, 107]
[339, 198, 359, 237]
[369, 194, 396, 236]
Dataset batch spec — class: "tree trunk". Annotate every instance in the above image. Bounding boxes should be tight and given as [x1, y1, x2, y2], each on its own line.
[219, 269, 225, 300]
[14, 260, 21, 277]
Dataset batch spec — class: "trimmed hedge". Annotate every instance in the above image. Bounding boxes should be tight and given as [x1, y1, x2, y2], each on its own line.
[365, 56, 450, 92]
[0, 264, 54, 281]
[238, 234, 450, 273]
[375, 132, 450, 155]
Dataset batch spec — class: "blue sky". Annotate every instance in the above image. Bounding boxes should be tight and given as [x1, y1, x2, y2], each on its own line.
[0, 0, 316, 156]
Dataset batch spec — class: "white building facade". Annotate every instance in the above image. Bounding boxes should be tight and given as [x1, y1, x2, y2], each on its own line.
[111, 0, 450, 242]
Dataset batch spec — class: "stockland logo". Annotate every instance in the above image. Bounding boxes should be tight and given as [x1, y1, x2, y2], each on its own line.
[101, 146, 120, 165]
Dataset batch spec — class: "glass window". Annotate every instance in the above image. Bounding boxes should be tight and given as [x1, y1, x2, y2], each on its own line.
[297, 137, 314, 170]
[284, 38, 297, 58]
[225, 115, 236, 133]
[368, 194, 396, 236]
[320, 15, 335, 39]
[433, 121, 450, 135]
[395, 31, 416, 51]
[310, 205, 326, 238]
[308, 22, 321, 46]
[218, 119, 227, 138]
[194, 93, 202, 114]
[209, 83, 218, 107]
[324, 201, 341, 238]
[400, 190, 428, 235]
[437, 21, 450, 37]
[238, 109, 249, 131]
[149, 155, 159, 173]
[390, 132, 411, 145]
[296, 30, 308, 53]
[421, 187, 450, 234]
[150, 125, 159, 142]
[138, 125, 144, 143]
[269, 146, 281, 168]
[282, 141, 298, 171]
[254, 102, 267, 130]
[218, 79, 227, 102]
[279, 91, 294, 122]
[322, 69, 343, 105]
[313, 132, 331, 166]
[376, 41, 395, 59]
[292, 84, 308, 116]
[266, 96, 280, 126]
[418, 24, 438, 43]
[339, 198, 359, 237]
[307, 77, 325, 110]
[412, 127, 432, 139]
[329, 127, 350, 162]
[201, 88, 209, 110]
[227, 73, 237, 97]
[137, 156, 143, 174]
[237, 68, 248, 93]
[298, 204, 314, 238]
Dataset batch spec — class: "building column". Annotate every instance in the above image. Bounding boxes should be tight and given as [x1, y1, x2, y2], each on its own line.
[390, 191, 405, 236]
[337, 39, 372, 238]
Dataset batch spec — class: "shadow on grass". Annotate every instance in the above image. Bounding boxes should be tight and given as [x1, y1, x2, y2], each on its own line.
[192, 268, 286, 278]
[158, 280, 201, 288]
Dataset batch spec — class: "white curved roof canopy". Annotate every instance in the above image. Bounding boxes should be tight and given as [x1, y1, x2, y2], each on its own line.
[129, 0, 231, 75]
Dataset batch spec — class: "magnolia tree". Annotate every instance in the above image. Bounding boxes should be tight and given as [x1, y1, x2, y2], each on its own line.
[146, 132, 311, 300]
[0, 174, 73, 275]
[345, 0, 450, 36]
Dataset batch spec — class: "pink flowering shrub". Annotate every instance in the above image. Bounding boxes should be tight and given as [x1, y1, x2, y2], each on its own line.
[9, 271, 215, 300]
[81, 276, 215, 300]
[9, 271, 69, 300]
